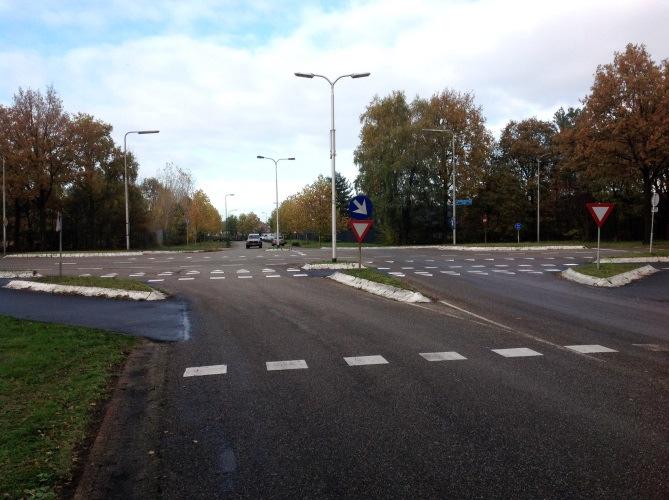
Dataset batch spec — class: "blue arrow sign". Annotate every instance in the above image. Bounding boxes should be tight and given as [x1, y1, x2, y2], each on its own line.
[514, 222, 522, 231]
[455, 198, 473, 206]
[348, 195, 373, 220]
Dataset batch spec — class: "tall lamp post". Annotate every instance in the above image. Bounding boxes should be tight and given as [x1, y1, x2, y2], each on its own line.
[536, 154, 549, 243]
[257, 156, 295, 248]
[295, 71, 370, 262]
[124, 130, 159, 250]
[224, 193, 235, 239]
[423, 124, 458, 245]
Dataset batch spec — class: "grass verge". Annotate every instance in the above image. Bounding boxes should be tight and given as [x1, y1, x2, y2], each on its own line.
[342, 268, 414, 290]
[574, 263, 644, 278]
[35, 276, 153, 292]
[616, 250, 669, 258]
[0, 316, 137, 498]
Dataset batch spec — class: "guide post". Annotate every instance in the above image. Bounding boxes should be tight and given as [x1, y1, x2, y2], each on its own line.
[56, 212, 63, 277]
[650, 193, 659, 254]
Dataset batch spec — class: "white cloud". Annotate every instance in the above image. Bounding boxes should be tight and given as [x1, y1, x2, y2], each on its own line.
[1, 0, 667, 217]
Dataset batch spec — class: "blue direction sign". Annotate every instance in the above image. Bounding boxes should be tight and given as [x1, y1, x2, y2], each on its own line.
[455, 198, 473, 206]
[348, 195, 373, 220]
[514, 222, 522, 231]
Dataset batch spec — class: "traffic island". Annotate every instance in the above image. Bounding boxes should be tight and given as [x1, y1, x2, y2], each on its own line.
[3, 276, 166, 301]
[561, 264, 658, 287]
[329, 270, 430, 303]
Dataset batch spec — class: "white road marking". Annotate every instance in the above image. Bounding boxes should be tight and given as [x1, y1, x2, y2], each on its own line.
[485, 258, 495, 261]
[377, 267, 390, 270]
[406, 260, 414, 262]
[210, 276, 226, 280]
[632, 343, 669, 352]
[211, 270, 225, 274]
[287, 268, 301, 272]
[440, 271, 460, 275]
[266, 360, 308, 371]
[425, 266, 438, 269]
[78, 273, 91, 277]
[563, 263, 579, 266]
[77, 267, 103, 270]
[147, 279, 164, 283]
[471, 265, 485, 268]
[545, 269, 561, 272]
[425, 259, 435, 262]
[292, 273, 308, 277]
[178, 277, 195, 281]
[449, 265, 462, 268]
[388, 272, 405, 276]
[100, 273, 117, 278]
[415, 272, 433, 276]
[492, 348, 543, 358]
[183, 365, 227, 377]
[465, 258, 475, 261]
[186, 271, 200, 275]
[262, 269, 276, 273]
[518, 264, 532, 267]
[265, 274, 281, 278]
[238, 275, 253, 279]
[344, 355, 389, 366]
[237, 269, 250, 273]
[494, 264, 509, 267]
[541, 264, 555, 266]
[385, 260, 395, 263]
[129, 273, 145, 277]
[114, 261, 132, 264]
[420, 351, 466, 361]
[565, 344, 617, 354]
[565, 256, 575, 259]
[401, 266, 414, 270]
[158, 272, 173, 276]
[528, 271, 544, 274]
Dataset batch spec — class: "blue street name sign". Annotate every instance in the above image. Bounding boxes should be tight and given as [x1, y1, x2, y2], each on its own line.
[348, 195, 374, 220]
[514, 222, 522, 231]
[455, 198, 473, 206]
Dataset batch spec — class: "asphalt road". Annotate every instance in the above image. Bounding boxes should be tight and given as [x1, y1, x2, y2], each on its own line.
[2, 244, 668, 498]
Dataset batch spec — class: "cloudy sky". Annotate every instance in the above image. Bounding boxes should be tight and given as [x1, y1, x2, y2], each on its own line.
[1, 0, 667, 218]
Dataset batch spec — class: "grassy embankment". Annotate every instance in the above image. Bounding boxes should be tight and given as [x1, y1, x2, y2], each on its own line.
[35, 276, 153, 292]
[574, 263, 645, 278]
[0, 316, 136, 498]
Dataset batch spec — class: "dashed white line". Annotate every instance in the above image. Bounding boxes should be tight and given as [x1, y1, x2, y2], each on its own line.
[564, 344, 617, 354]
[492, 348, 543, 358]
[210, 276, 226, 280]
[238, 275, 253, 279]
[419, 351, 466, 361]
[178, 277, 195, 281]
[344, 355, 389, 366]
[183, 365, 227, 377]
[147, 279, 164, 283]
[266, 360, 308, 371]
[265, 275, 281, 278]
[292, 273, 308, 277]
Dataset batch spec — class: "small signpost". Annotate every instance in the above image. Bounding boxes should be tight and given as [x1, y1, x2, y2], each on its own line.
[56, 212, 63, 277]
[455, 198, 473, 206]
[348, 195, 374, 269]
[514, 222, 522, 243]
[586, 202, 615, 269]
[483, 213, 488, 244]
[650, 193, 659, 254]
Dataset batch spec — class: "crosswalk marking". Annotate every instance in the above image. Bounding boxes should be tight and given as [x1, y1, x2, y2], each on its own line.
[210, 276, 225, 280]
[147, 279, 164, 283]
[266, 274, 281, 278]
[178, 277, 195, 281]
[419, 351, 466, 361]
[292, 273, 308, 277]
[183, 365, 227, 377]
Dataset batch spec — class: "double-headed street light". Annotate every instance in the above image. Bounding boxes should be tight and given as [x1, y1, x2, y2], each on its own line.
[124, 130, 159, 250]
[257, 156, 295, 248]
[423, 124, 458, 245]
[295, 71, 370, 262]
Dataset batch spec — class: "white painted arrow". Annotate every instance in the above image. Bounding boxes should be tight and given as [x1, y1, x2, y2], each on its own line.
[352, 198, 368, 215]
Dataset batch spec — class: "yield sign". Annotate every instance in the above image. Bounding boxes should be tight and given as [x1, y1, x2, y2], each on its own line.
[586, 203, 615, 228]
[349, 219, 374, 243]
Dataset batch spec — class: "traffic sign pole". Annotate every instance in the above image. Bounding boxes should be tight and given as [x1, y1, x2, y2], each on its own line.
[650, 193, 659, 254]
[596, 227, 601, 270]
[517, 228, 520, 244]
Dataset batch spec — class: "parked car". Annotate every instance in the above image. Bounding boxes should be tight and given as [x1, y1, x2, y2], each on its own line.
[246, 233, 262, 249]
[272, 234, 286, 246]
[261, 233, 273, 242]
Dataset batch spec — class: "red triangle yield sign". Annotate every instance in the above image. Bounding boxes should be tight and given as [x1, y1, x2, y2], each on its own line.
[586, 202, 614, 228]
[349, 219, 374, 243]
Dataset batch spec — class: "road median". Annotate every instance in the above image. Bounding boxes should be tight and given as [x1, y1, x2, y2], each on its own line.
[561, 264, 657, 287]
[4, 279, 166, 301]
[328, 270, 430, 303]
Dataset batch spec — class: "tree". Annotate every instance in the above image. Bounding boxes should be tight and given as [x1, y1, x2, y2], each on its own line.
[187, 190, 222, 242]
[576, 43, 669, 241]
[237, 212, 262, 236]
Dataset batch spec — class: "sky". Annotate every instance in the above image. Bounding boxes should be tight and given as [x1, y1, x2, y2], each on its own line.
[1, 0, 667, 219]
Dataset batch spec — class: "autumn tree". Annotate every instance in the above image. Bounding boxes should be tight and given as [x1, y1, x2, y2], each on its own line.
[576, 43, 669, 240]
[187, 190, 222, 242]
[237, 212, 262, 236]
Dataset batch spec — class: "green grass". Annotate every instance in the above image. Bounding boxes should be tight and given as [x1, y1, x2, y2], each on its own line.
[615, 249, 669, 258]
[342, 268, 414, 290]
[35, 276, 153, 292]
[574, 263, 644, 278]
[0, 316, 137, 499]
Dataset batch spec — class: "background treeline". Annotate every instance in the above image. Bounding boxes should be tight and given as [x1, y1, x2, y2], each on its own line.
[352, 43, 668, 244]
[0, 89, 221, 251]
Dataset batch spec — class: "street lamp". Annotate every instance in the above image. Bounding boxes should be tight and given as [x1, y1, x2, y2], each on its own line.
[423, 123, 458, 245]
[224, 193, 235, 239]
[2, 155, 6, 256]
[257, 155, 295, 248]
[295, 71, 370, 262]
[124, 130, 159, 250]
[536, 154, 549, 243]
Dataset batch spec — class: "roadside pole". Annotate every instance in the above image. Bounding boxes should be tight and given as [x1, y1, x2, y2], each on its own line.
[586, 203, 615, 271]
[596, 226, 600, 270]
[57, 212, 63, 277]
[348, 195, 374, 268]
[515, 222, 522, 244]
[650, 193, 659, 254]
[358, 242, 362, 269]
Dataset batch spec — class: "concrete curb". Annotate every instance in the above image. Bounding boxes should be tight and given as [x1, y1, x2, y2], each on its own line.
[323, 245, 586, 251]
[3, 280, 167, 301]
[302, 263, 366, 270]
[561, 265, 658, 288]
[328, 272, 430, 303]
[600, 256, 669, 263]
[0, 271, 43, 278]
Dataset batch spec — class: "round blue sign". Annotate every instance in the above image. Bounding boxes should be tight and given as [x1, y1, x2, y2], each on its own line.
[348, 195, 373, 220]
[514, 222, 522, 231]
